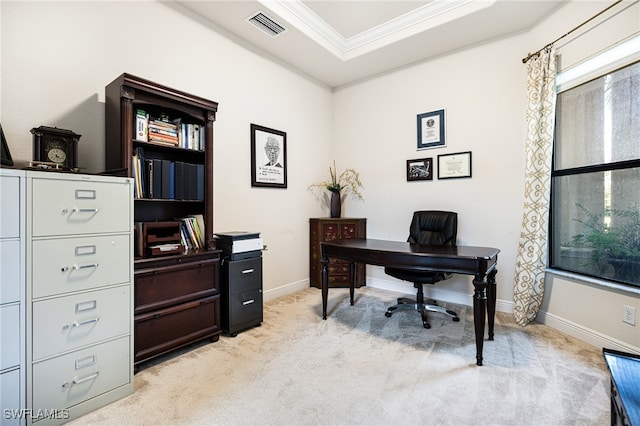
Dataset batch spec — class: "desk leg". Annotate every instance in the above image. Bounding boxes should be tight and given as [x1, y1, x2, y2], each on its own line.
[321, 254, 329, 320]
[349, 261, 356, 306]
[472, 273, 488, 366]
[487, 268, 497, 341]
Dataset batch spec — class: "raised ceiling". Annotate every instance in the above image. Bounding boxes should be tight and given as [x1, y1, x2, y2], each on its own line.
[178, 0, 568, 88]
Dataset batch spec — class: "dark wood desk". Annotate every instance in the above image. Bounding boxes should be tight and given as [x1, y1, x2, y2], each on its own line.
[320, 239, 500, 366]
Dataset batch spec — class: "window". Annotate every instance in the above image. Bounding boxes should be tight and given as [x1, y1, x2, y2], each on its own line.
[550, 57, 640, 289]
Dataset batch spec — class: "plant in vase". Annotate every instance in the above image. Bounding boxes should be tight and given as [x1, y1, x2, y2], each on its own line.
[308, 160, 363, 218]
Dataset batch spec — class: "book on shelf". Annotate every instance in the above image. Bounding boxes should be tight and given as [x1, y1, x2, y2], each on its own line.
[135, 109, 148, 142]
[180, 216, 205, 250]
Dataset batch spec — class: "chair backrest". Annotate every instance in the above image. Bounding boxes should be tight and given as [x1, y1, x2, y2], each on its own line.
[407, 210, 457, 246]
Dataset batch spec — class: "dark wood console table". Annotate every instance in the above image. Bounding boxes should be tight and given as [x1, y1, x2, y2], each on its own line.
[320, 239, 500, 366]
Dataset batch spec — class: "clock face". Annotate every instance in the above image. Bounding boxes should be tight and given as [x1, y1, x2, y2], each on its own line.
[46, 139, 68, 164]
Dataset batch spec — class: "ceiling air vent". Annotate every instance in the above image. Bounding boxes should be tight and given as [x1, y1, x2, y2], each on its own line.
[247, 11, 287, 37]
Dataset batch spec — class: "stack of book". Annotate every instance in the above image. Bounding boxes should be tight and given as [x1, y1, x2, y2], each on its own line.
[134, 109, 204, 151]
[180, 215, 206, 250]
[148, 118, 179, 146]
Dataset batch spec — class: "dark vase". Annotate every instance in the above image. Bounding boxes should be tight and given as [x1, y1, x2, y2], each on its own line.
[330, 191, 341, 218]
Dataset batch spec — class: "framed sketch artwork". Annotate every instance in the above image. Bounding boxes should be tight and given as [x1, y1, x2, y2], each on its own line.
[406, 158, 433, 181]
[251, 123, 287, 188]
[417, 109, 445, 150]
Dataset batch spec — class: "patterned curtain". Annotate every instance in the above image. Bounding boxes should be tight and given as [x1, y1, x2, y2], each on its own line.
[513, 47, 557, 326]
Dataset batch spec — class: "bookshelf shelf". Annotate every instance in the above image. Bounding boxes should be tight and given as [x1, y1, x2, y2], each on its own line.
[105, 73, 221, 370]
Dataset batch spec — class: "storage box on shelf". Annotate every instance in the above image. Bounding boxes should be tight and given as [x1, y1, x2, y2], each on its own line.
[105, 73, 221, 370]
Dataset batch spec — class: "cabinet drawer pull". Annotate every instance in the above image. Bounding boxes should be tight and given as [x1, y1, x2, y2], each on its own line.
[241, 269, 254, 274]
[242, 299, 255, 306]
[73, 371, 99, 385]
[63, 317, 100, 330]
[72, 208, 99, 214]
[73, 263, 99, 270]
[75, 189, 96, 200]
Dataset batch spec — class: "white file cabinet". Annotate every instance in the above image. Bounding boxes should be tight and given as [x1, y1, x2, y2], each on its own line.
[25, 171, 133, 425]
[0, 169, 26, 426]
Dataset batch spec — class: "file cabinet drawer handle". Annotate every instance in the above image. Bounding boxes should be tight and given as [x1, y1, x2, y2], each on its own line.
[72, 208, 99, 214]
[241, 269, 254, 274]
[242, 299, 255, 306]
[63, 317, 100, 330]
[74, 371, 99, 385]
[62, 371, 100, 389]
[73, 263, 99, 270]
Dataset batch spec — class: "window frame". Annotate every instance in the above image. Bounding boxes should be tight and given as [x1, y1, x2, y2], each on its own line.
[548, 53, 640, 290]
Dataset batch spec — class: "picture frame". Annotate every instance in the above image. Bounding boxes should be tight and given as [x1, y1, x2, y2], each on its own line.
[437, 151, 472, 179]
[1, 123, 14, 166]
[406, 158, 433, 181]
[251, 123, 287, 188]
[417, 109, 445, 150]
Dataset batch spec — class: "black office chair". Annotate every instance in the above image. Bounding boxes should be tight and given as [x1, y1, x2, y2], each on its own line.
[384, 210, 460, 329]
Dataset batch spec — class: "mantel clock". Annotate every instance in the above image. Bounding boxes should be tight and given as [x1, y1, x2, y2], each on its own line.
[31, 125, 81, 169]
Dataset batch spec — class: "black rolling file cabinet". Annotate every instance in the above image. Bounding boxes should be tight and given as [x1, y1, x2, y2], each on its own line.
[220, 255, 263, 336]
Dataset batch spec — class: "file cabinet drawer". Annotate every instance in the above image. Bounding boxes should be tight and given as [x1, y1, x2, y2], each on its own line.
[135, 295, 219, 364]
[226, 257, 262, 293]
[32, 336, 130, 412]
[0, 174, 21, 239]
[1, 369, 20, 426]
[0, 304, 20, 370]
[0, 240, 21, 304]
[32, 286, 130, 361]
[31, 177, 131, 237]
[32, 234, 131, 298]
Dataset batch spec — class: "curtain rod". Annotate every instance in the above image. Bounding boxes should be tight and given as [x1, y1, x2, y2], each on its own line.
[521, 0, 623, 63]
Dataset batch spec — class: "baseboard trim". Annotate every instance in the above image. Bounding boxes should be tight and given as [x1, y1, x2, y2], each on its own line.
[263, 278, 309, 302]
[535, 310, 640, 354]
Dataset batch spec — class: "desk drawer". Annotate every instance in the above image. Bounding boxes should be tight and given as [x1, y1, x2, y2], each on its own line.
[0, 304, 20, 370]
[31, 177, 130, 237]
[32, 286, 130, 361]
[32, 336, 130, 412]
[32, 234, 130, 298]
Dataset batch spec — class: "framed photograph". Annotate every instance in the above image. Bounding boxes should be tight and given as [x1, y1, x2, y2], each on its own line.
[417, 109, 445, 150]
[437, 151, 472, 179]
[251, 123, 287, 188]
[1, 123, 14, 166]
[406, 158, 433, 181]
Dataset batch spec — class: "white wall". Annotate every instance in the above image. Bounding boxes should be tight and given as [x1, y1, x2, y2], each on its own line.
[0, 1, 332, 298]
[2, 0, 638, 351]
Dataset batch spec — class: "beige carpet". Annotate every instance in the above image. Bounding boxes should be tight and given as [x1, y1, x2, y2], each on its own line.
[70, 286, 610, 425]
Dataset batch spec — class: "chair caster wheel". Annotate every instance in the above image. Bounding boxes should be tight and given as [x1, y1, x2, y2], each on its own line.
[385, 312, 392, 318]
[452, 317, 460, 322]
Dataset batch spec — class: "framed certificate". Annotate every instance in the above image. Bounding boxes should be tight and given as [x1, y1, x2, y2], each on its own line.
[437, 151, 472, 179]
[417, 109, 445, 150]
